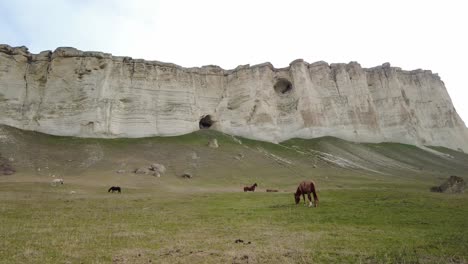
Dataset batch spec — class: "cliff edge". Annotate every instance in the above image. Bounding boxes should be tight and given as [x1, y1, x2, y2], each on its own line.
[1, 44, 467, 152]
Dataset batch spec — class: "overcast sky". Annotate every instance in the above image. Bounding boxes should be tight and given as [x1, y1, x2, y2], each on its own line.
[1, 0, 467, 124]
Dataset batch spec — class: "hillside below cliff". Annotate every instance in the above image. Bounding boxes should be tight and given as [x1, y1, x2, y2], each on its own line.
[1, 44, 467, 152]
[1, 124, 467, 184]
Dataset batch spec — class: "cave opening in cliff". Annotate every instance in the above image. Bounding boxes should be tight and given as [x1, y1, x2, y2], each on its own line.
[199, 115, 214, 129]
[274, 79, 293, 94]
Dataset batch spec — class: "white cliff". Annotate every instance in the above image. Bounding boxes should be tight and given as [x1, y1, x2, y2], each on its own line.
[1, 44, 467, 152]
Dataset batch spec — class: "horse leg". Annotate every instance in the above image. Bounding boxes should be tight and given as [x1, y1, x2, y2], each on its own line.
[307, 193, 313, 207]
[302, 194, 306, 206]
[310, 183, 319, 207]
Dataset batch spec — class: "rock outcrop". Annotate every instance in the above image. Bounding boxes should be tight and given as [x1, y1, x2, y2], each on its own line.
[1, 44, 468, 151]
[0, 154, 15, 175]
[431, 176, 466, 193]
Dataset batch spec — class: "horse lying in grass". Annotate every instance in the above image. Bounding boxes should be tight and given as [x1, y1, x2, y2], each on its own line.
[51, 179, 64, 186]
[244, 183, 257, 192]
[108, 186, 121, 193]
[294, 181, 319, 207]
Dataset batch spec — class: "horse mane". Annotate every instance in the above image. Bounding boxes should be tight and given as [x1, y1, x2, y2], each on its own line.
[294, 186, 301, 196]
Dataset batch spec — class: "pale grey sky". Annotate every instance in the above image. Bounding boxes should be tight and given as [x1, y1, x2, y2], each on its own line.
[1, 0, 467, 124]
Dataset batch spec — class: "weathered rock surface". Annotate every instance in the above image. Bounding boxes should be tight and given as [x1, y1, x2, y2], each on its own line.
[1, 44, 468, 151]
[431, 175, 466, 193]
[208, 138, 219, 148]
[149, 163, 166, 177]
[134, 167, 149, 175]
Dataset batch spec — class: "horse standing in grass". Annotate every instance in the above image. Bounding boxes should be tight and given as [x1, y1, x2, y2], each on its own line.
[244, 183, 257, 192]
[294, 181, 319, 207]
[108, 186, 121, 193]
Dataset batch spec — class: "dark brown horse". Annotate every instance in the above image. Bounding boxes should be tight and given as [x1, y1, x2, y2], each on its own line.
[108, 186, 121, 193]
[294, 181, 319, 207]
[244, 183, 257, 192]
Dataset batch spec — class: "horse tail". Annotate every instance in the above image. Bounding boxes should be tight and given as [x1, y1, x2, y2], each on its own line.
[311, 182, 319, 206]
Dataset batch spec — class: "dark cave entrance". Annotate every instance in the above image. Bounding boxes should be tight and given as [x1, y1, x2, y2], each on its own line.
[199, 115, 214, 129]
[274, 78, 293, 94]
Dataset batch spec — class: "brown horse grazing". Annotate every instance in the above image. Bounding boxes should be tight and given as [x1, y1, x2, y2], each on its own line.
[108, 186, 121, 193]
[294, 181, 319, 207]
[244, 183, 257, 192]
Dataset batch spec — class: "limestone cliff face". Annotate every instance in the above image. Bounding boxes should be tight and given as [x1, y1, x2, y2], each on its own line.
[1, 44, 467, 152]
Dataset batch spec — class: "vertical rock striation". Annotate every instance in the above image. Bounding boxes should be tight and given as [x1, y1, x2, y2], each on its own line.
[1, 44, 467, 151]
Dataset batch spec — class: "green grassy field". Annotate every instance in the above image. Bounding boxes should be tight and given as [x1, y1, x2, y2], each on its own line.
[0, 125, 467, 263]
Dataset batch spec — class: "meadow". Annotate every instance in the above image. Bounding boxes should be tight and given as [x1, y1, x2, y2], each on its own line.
[0, 126, 467, 263]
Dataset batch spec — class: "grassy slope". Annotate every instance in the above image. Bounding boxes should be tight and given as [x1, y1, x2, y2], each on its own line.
[0, 125, 467, 263]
